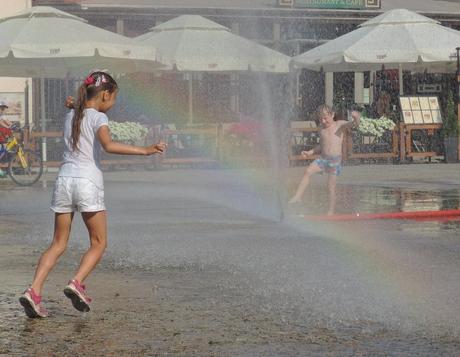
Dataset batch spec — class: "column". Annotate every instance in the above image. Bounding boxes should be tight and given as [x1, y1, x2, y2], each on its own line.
[231, 22, 240, 115]
[231, 22, 239, 35]
[354, 72, 364, 104]
[369, 70, 375, 104]
[325, 72, 334, 107]
[398, 64, 404, 95]
[116, 19, 124, 35]
[273, 22, 281, 51]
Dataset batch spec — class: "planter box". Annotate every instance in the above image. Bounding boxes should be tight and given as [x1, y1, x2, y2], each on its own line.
[444, 136, 458, 163]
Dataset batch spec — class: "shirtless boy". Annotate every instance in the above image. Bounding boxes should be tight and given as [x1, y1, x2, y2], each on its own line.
[289, 105, 360, 215]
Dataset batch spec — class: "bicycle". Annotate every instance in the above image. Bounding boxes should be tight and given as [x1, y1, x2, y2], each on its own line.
[0, 124, 43, 186]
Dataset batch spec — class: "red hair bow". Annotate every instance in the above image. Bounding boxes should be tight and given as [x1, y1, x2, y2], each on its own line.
[84, 75, 95, 85]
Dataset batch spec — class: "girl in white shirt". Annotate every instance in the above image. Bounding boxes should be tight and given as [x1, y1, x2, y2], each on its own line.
[20, 71, 166, 318]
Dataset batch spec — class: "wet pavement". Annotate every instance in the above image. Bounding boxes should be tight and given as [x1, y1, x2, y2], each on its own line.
[0, 164, 459, 355]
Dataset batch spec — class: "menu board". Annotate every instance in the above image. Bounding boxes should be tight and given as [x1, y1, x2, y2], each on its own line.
[419, 97, 430, 110]
[399, 96, 442, 124]
[401, 110, 413, 123]
[412, 110, 423, 124]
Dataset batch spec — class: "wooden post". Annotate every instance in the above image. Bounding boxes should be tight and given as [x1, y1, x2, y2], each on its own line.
[405, 126, 412, 158]
[399, 122, 405, 162]
[458, 100, 460, 161]
[457, 76, 460, 162]
[342, 129, 349, 164]
[392, 127, 398, 159]
[456, 48, 460, 161]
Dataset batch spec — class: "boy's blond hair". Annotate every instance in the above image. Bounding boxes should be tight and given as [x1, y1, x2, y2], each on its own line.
[316, 104, 344, 122]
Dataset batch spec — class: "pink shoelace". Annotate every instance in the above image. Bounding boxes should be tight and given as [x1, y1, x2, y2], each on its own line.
[25, 288, 48, 315]
[25, 288, 41, 305]
[69, 279, 92, 302]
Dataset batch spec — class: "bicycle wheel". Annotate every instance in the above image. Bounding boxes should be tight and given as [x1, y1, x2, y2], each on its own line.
[8, 149, 43, 186]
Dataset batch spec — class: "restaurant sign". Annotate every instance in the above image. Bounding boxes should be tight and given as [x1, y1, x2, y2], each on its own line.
[278, 0, 381, 9]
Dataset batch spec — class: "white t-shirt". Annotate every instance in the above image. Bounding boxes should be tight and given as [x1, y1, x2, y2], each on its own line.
[58, 108, 108, 188]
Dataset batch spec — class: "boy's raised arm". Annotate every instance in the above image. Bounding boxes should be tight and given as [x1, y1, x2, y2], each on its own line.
[339, 110, 360, 131]
[351, 110, 361, 127]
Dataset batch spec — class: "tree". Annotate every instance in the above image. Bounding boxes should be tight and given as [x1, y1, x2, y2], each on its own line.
[442, 89, 459, 137]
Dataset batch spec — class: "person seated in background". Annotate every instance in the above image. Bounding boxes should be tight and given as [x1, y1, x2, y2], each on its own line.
[0, 118, 12, 135]
[0, 101, 13, 178]
[375, 91, 391, 118]
[0, 100, 13, 134]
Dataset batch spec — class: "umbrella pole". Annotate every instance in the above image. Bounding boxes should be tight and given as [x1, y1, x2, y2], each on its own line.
[24, 81, 29, 128]
[398, 64, 404, 95]
[40, 78, 47, 163]
[188, 73, 194, 125]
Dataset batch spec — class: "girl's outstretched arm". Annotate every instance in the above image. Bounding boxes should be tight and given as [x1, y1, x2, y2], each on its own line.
[97, 125, 166, 156]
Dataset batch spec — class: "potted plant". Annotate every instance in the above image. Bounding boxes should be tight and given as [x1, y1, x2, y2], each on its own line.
[442, 90, 459, 163]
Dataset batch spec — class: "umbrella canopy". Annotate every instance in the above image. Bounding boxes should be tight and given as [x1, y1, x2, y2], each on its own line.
[0, 6, 163, 78]
[136, 15, 290, 73]
[292, 8, 460, 72]
[136, 15, 291, 123]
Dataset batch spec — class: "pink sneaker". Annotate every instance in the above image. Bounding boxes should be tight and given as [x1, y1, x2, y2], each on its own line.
[63, 279, 91, 312]
[19, 288, 48, 318]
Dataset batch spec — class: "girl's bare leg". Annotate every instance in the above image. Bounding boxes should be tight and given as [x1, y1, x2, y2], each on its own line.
[289, 163, 322, 203]
[31, 212, 74, 296]
[73, 211, 107, 283]
[327, 174, 337, 215]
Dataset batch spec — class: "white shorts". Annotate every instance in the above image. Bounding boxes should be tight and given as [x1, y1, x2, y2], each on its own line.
[51, 176, 105, 213]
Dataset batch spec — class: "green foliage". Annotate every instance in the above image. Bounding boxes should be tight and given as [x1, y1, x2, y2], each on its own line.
[442, 90, 459, 137]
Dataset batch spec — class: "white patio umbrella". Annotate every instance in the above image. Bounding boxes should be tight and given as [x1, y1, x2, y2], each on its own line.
[0, 6, 162, 78]
[292, 8, 460, 74]
[0, 6, 163, 161]
[136, 15, 290, 123]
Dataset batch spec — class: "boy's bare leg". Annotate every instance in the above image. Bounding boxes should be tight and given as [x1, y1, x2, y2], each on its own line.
[73, 211, 107, 283]
[31, 212, 74, 295]
[327, 174, 337, 215]
[289, 163, 322, 203]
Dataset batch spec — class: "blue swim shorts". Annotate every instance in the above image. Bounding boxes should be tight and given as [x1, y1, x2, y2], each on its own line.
[313, 155, 342, 176]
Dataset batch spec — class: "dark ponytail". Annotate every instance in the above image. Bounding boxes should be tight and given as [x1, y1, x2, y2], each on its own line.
[70, 71, 118, 151]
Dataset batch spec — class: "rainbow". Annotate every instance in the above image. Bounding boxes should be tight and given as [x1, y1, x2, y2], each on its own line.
[117, 73, 221, 126]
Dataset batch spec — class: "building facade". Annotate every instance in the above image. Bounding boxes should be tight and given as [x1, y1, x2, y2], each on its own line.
[26, 0, 460, 127]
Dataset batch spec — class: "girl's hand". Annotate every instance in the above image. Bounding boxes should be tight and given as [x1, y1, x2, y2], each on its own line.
[65, 96, 75, 109]
[146, 141, 167, 155]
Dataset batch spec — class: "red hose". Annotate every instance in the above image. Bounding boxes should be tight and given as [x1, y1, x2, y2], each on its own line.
[303, 209, 460, 222]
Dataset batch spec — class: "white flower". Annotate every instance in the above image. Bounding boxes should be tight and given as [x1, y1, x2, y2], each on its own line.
[108, 121, 148, 144]
[358, 116, 395, 137]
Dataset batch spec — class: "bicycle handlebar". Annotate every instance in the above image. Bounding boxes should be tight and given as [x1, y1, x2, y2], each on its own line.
[10, 123, 29, 132]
